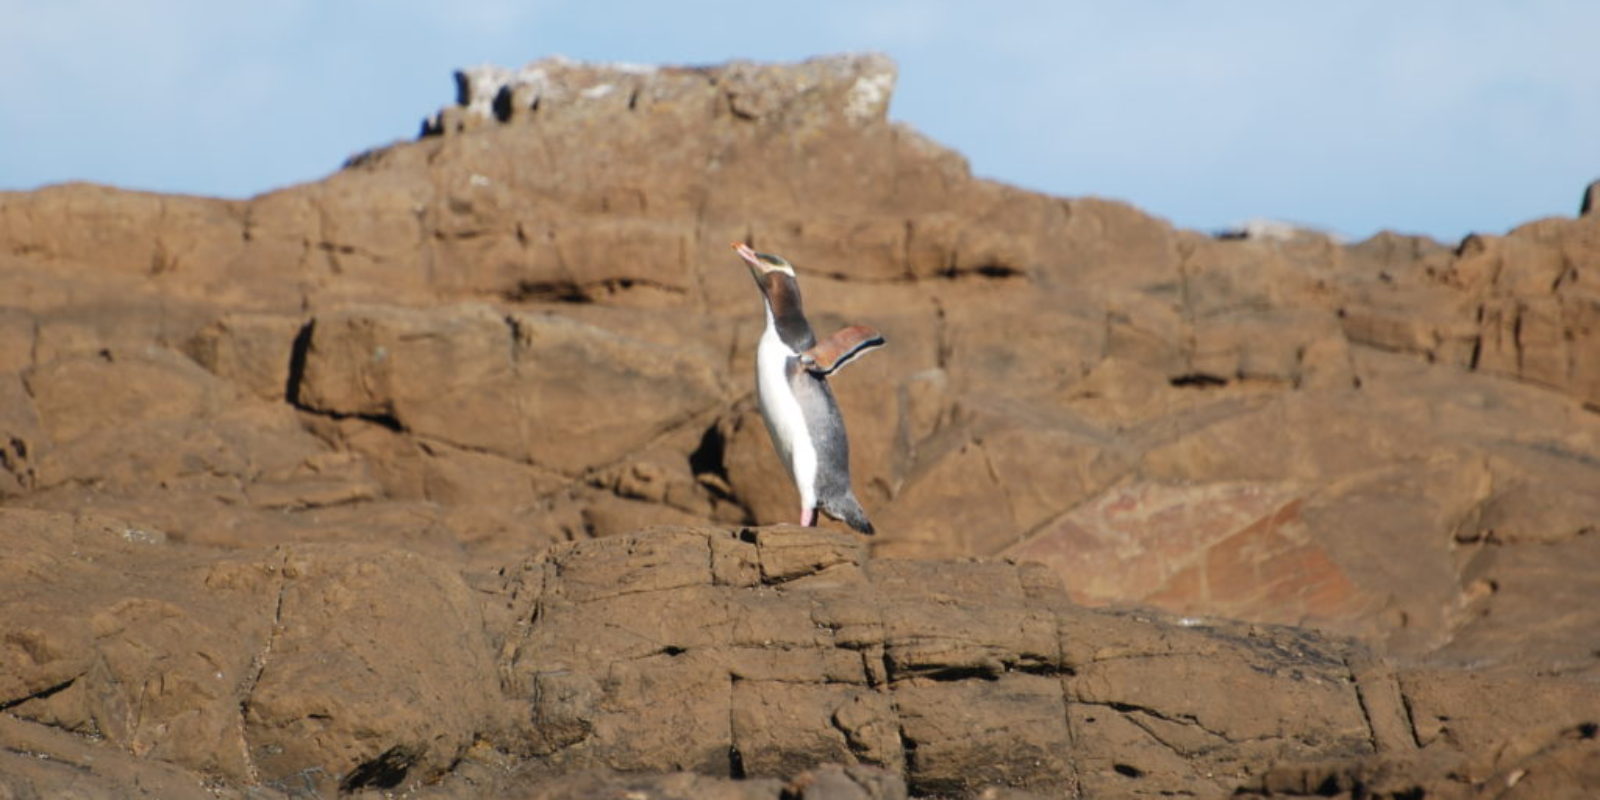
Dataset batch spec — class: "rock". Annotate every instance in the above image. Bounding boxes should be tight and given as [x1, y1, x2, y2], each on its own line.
[187, 312, 307, 401]
[426, 54, 898, 135]
[23, 347, 235, 445]
[1062, 607, 1376, 798]
[295, 304, 722, 474]
[879, 405, 1135, 559]
[2, 52, 1600, 798]
[1002, 480, 1366, 624]
[787, 764, 907, 800]
[243, 546, 503, 793]
[1237, 672, 1600, 799]
[492, 528, 1386, 797]
[0, 307, 33, 373]
[0, 713, 281, 800]
[421, 766, 789, 800]
[0, 508, 1589, 798]
[0, 509, 279, 781]
[0, 509, 502, 794]
[0, 372, 45, 497]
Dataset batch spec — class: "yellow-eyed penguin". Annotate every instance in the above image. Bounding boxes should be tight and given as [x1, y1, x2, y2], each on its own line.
[733, 242, 884, 533]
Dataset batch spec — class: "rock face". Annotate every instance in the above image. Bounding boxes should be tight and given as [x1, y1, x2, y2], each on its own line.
[2, 54, 1599, 798]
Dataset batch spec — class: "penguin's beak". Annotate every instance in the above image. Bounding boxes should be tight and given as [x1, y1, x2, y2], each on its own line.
[731, 241, 764, 275]
[732, 242, 772, 292]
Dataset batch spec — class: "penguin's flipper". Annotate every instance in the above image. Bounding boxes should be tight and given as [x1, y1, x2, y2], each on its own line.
[801, 325, 885, 376]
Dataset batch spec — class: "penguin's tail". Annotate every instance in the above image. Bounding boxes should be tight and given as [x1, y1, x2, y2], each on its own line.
[820, 493, 875, 535]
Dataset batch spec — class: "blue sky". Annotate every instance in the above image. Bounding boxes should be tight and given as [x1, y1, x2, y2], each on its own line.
[2, 1, 1596, 242]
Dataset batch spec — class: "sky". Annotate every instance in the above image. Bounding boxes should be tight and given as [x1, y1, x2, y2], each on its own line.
[2, 1, 1597, 243]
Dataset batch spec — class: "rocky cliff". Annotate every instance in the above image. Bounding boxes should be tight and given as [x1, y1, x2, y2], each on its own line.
[2, 54, 1598, 798]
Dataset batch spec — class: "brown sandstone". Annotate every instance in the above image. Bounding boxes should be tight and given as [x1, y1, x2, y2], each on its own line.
[2, 54, 1598, 798]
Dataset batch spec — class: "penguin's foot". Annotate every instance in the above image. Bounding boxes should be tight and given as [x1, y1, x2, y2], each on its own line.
[799, 507, 817, 527]
[818, 494, 875, 535]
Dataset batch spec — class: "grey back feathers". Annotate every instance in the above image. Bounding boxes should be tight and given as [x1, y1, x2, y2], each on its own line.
[787, 358, 874, 534]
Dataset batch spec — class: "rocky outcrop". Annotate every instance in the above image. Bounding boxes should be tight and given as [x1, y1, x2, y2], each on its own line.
[2, 54, 1599, 797]
[424, 54, 898, 136]
[5, 512, 1593, 798]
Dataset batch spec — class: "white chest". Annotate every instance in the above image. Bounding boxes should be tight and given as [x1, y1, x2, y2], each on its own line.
[755, 312, 818, 506]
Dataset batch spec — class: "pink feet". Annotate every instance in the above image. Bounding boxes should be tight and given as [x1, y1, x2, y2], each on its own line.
[799, 507, 817, 527]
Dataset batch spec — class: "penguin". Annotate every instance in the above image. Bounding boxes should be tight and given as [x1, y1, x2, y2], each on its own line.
[733, 241, 885, 533]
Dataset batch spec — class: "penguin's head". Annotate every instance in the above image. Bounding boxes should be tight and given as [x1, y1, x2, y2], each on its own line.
[732, 242, 795, 280]
[732, 241, 810, 333]
[731, 242, 802, 309]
